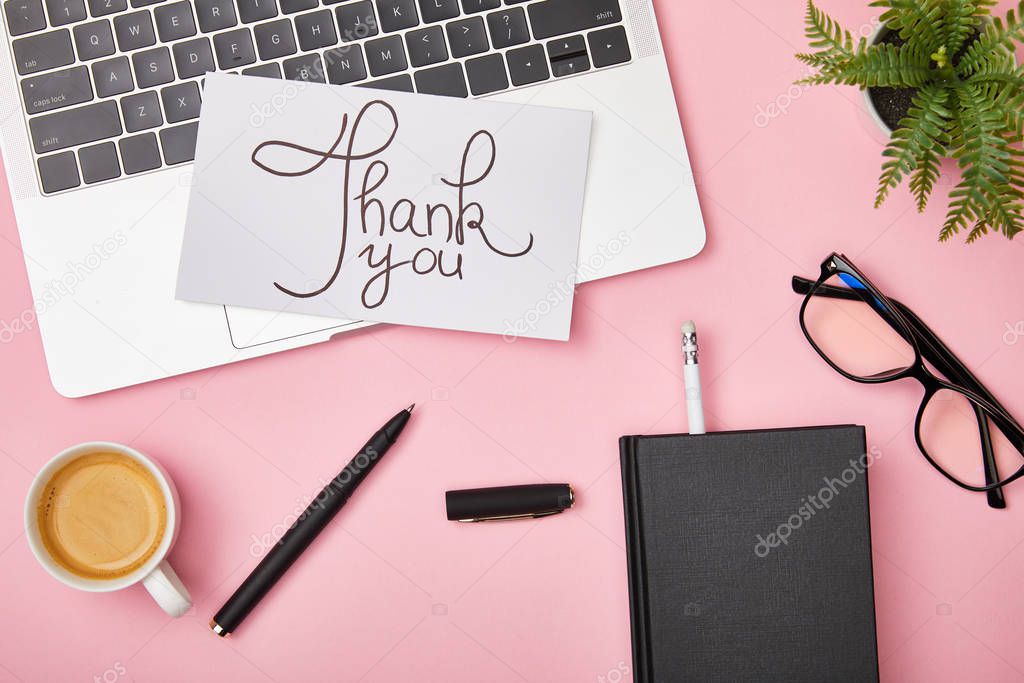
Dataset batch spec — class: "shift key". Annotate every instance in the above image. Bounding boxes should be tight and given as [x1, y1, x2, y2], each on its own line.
[528, 0, 621, 40]
[21, 66, 93, 114]
[30, 101, 122, 154]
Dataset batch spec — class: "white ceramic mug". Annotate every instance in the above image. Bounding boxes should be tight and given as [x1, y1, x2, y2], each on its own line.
[24, 441, 192, 617]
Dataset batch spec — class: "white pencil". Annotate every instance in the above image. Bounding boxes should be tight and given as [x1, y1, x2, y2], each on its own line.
[681, 320, 705, 435]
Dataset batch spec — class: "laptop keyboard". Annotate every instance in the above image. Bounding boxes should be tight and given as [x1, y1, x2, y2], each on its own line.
[2, 0, 632, 194]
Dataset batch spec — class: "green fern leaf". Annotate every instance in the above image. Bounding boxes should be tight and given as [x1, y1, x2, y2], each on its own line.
[941, 0, 987, 57]
[970, 63, 1024, 133]
[941, 84, 1024, 240]
[803, 1, 854, 55]
[795, 52, 842, 69]
[830, 42, 933, 87]
[958, 1, 1024, 75]
[909, 146, 944, 212]
[966, 219, 989, 242]
[869, 0, 945, 55]
[875, 85, 952, 208]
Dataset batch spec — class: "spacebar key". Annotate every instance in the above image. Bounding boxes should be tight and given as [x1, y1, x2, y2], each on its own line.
[528, 0, 622, 40]
[30, 102, 122, 155]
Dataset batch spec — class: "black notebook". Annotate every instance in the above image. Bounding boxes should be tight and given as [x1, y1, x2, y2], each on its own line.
[620, 426, 879, 683]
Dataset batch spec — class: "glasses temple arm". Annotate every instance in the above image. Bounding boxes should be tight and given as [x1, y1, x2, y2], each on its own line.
[793, 275, 1019, 429]
[793, 275, 1016, 507]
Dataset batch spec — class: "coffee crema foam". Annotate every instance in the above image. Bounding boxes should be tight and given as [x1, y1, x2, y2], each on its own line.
[37, 452, 167, 580]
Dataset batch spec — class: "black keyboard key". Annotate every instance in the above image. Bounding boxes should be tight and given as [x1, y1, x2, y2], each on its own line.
[87, 0, 125, 16]
[132, 45, 173, 86]
[405, 25, 445, 67]
[131, 0, 165, 7]
[551, 52, 587, 76]
[237, 0, 276, 23]
[92, 55, 133, 95]
[546, 35, 588, 76]
[335, 1, 376, 42]
[417, 0, 456, 23]
[195, 0, 236, 32]
[280, 0, 314, 12]
[161, 80, 201, 122]
[160, 121, 198, 164]
[324, 44, 365, 83]
[37, 151, 79, 192]
[294, 9, 336, 50]
[588, 24, 629, 68]
[121, 89, 162, 130]
[486, 7, 526, 48]
[172, 37, 215, 77]
[365, 34, 405, 76]
[119, 131, 161, 173]
[154, 1, 195, 41]
[445, 17, 486, 58]
[30, 100, 121, 153]
[12, 29, 74, 75]
[414, 61, 465, 97]
[21, 65, 92, 114]
[241, 61, 281, 77]
[358, 73, 412, 91]
[283, 52, 324, 81]
[78, 140, 120, 183]
[113, 11, 155, 50]
[528, 0, 621, 39]
[253, 18, 295, 59]
[505, 43, 546, 86]
[5, 0, 47, 35]
[213, 28, 255, 68]
[465, 52, 505, 94]
[73, 20, 115, 60]
[547, 33, 583, 59]
[460, 0, 497, 13]
[45, 0, 86, 26]
[375, 0, 416, 32]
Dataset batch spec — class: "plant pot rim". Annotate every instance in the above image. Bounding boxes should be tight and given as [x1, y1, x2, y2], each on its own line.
[862, 24, 897, 137]
[862, 17, 1003, 138]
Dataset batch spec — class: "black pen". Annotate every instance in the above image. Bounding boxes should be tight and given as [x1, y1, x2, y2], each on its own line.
[211, 404, 414, 636]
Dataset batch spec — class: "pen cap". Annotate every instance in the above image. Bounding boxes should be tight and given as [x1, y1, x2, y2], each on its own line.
[445, 484, 574, 521]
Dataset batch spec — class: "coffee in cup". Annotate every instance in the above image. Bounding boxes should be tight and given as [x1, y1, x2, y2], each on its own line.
[25, 442, 192, 617]
[36, 451, 167, 580]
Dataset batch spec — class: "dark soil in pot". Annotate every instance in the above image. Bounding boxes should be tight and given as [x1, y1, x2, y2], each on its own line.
[867, 27, 982, 132]
[867, 30, 918, 131]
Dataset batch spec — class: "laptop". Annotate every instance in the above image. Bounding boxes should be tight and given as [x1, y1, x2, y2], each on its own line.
[0, 0, 705, 397]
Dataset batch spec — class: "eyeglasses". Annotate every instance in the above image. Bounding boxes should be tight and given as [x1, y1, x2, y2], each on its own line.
[793, 253, 1024, 508]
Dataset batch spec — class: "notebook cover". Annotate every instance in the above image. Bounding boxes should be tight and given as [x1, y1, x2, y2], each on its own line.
[620, 425, 878, 682]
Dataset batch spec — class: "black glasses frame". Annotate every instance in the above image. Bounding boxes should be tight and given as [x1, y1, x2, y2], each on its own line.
[796, 253, 1024, 497]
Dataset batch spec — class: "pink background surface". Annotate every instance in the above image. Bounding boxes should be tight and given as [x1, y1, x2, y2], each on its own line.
[2, 1, 1024, 681]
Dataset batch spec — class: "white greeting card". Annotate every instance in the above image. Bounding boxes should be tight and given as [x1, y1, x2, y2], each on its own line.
[176, 73, 593, 341]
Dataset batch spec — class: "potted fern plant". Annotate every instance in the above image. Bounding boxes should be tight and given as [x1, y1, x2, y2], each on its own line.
[797, 0, 1024, 242]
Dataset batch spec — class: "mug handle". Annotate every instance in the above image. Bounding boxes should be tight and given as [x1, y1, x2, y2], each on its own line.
[142, 560, 192, 617]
